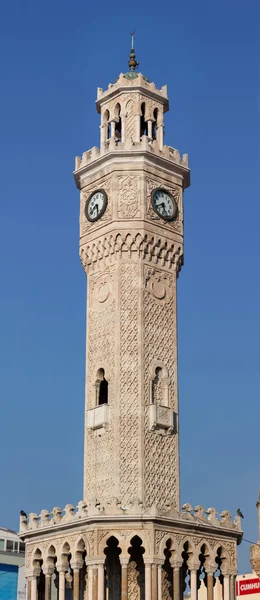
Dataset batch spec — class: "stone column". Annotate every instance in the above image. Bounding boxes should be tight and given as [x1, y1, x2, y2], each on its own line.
[111, 121, 116, 140]
[88, 567, 93, 600]
[173, 566, 180, 600]
[206, 572, 214, 600]
[58, 571, 66, 600]
[100, 125, 105, 150]
[151, 563, 158, 600]
[147, 120, 153, 140]
[98, 563, 105, 600]
[26, 578, 32, 600]
[190, 568, 199, 600]
[145, 562, 152, 600]
[230, 574, 236, 600]
[121, 560, 128, 600]
[157, 561, 163, 600]
[44, 574, 52, 600]
[135, 114, 141, 141]
[93, 567, 98, 600]
[224, 574, 230, 600]
[121, 115, 126, 144]
[31, 576, 38, 600]
[73, 569, 80, 600]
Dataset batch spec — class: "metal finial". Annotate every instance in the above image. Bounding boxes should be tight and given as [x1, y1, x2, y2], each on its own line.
[128, 31, 139, 72]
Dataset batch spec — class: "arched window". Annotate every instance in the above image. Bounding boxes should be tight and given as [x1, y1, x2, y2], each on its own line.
[152, 366, 163, 405]
[96, 368, 108, 405]
[152, 108, 158, 140]
[140, 102, 148, 137]
[114, 103, 122, 142]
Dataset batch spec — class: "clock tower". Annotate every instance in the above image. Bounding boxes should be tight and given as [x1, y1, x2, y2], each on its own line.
[20, 41, 242, 600]
[75, 41, 189, 515]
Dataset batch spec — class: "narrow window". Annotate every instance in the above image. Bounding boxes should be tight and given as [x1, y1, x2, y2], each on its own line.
[114, 103, 122, 142]
[152, 108, 158, 140]
[152, 367, 163, 405]
[96, 368, 108, 405]
[140, 102, 148, 137]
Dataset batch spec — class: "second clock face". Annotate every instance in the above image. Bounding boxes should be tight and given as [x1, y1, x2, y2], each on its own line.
[85, 190, 108, 222]
[151, 188, 178, 221]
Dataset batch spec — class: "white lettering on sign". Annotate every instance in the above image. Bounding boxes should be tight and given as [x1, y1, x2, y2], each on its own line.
[237, 579, 260, 595]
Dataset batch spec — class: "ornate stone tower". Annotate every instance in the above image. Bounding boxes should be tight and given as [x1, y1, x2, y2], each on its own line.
[76, 43, 189, 516]
[20, 41, 243, 600]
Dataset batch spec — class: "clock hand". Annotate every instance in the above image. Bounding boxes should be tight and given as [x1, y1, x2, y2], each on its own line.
[95, 204, 99, 215]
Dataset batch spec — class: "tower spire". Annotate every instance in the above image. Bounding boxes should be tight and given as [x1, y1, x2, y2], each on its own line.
[128, 31, 139, 72]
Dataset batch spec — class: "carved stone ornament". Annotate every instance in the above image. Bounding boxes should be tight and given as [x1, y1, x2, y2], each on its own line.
[89, 269, 115, 310]
[144, 267, 173, 304]
[117, 175, 140, 219]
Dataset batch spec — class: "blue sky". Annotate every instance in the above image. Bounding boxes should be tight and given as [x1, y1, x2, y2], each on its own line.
[0, 0, 259, 573]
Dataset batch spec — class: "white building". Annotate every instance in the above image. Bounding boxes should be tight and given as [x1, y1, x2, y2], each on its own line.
[0, 527, 26, 600]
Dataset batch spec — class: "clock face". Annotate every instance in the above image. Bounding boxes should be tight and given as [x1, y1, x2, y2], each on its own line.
[151, 188, 178, 221]
[85, 190, 108, 222]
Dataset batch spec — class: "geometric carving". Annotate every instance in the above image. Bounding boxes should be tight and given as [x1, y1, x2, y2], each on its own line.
[117, 175, 140, 219]
[119, 262, 140, 504]
[143, 264, 179, 510]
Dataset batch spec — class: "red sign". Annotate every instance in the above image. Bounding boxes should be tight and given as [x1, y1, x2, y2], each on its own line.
[236, 579, 260, 596]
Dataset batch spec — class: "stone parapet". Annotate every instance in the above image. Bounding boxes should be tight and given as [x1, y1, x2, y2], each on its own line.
[19, 501, 243, 536]
[74, 137, 188, 175]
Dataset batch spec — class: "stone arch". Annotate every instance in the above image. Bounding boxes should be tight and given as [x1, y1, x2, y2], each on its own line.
[158, 535, 176, 560]
[127, 536, 145, 600]
[71, 535, 88, 562]
[32, 547, 43, 568]
[149, 362, 170, 407]
[104, 536, 122, 600]
[214, 544, 231, 572]
[60, 541, 71, 559]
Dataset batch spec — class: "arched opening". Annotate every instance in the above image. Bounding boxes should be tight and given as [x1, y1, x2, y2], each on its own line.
[162, 539, 174, 600]
[152, 366, 163, 404]
[103, 109, 111, 141]
[180, 541, 193, 599]
[114, 103, 122, 142]
[104, 536, 122, 600]
[96, 368, 108, 405]
[140, 103, 148, 137]
[152, 108, 158, 140]
[128, 536, 145, 600]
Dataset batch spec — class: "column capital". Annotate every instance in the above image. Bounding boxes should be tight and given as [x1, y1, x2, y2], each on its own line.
[205, 565, 216, 576]
[70, 560, 83, 571]
[189, 563, 200, 573]
[143, 558, 153, 566]
[171, 561, 183, 570]
[56, 561, 68, 573]
[85, 558, 104, 567]
[120, 558, 129, 567]
[42, 567, 54, 577]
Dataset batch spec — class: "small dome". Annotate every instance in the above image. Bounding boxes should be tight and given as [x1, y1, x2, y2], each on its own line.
[123, 71, 150, 83]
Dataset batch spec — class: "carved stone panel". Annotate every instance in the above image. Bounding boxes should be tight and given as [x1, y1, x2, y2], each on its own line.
[117, 175, 140, 219]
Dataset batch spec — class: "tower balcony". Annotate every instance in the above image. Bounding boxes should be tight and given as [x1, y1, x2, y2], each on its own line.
[87, 403, 109, 431]
[74, 137, 189, 190]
